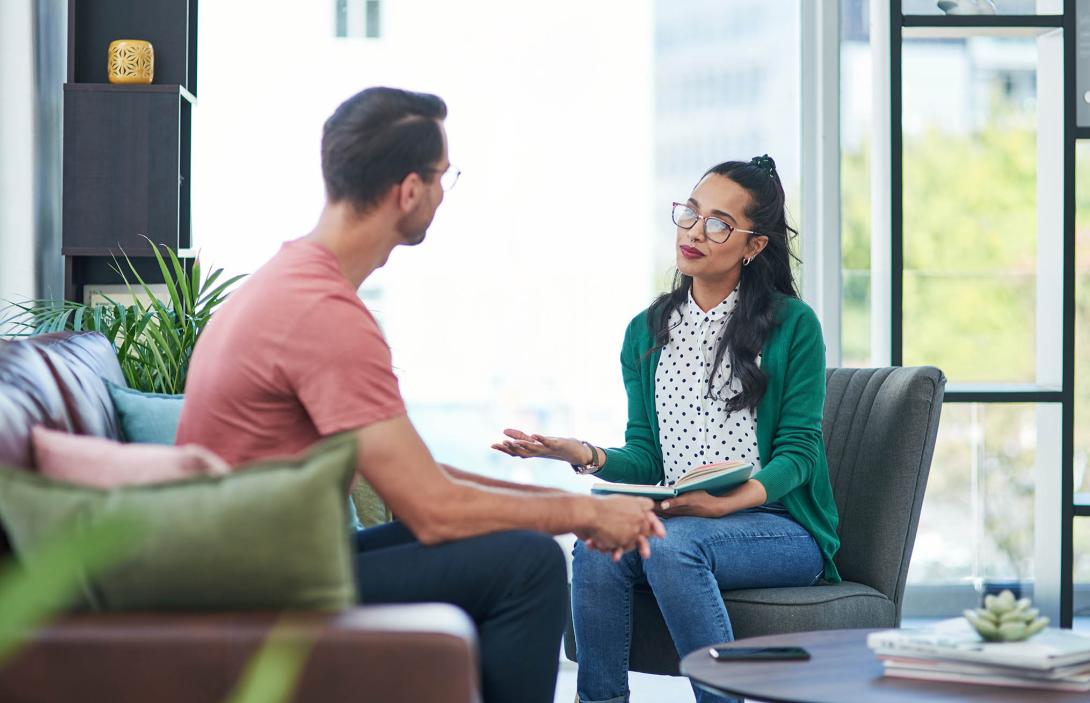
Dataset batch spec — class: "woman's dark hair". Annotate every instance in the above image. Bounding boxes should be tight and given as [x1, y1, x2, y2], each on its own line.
[647, 156, 800, 412]
[321, 87, 448, 212]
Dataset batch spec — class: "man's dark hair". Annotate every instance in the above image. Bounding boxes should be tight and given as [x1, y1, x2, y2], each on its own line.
[321, 87, 448, 211]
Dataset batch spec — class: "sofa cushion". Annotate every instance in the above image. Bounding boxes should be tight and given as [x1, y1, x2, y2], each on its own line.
[0, 333, 124, 470]
[22, 333, 125, 439]
[0, 431, 359, 611]
[0, 332, 125, 559]
[31, 426, 229, 488]
[105, 381, 184, 445]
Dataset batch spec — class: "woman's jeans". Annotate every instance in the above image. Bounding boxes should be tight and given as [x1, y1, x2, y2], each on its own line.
[571, 505, 823, 703]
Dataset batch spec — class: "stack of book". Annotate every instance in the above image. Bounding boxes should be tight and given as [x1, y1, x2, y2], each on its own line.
[867, 618, 1090, 692]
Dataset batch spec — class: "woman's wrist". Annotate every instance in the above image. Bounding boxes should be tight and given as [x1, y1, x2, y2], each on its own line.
[711, 493, 738, 517]
[568, 439, 602, 474]
[582, 442, 597, 466]
[712, 480, 765, 516]
[728, 480, 767, 512]
[561, 439, 585, 465]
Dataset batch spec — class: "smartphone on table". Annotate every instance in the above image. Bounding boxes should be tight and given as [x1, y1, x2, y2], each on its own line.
[708, 646, 810, 661]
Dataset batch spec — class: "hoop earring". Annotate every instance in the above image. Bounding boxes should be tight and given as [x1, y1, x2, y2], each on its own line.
[742, 256, 752, 266]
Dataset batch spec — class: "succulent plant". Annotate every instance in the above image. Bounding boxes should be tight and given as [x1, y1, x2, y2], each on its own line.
[963, 590, 1049, 642]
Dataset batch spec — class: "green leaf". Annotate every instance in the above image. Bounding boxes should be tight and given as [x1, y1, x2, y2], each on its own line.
[115, 308, 153, 361]
[190, 258, 203, 307]
[196, 273, 245, 310]
[164, 247, 192, 316]
[222, 620, 313, 703]
[196, 266, 221, 297]
[0, 511, 142, 665]
[138, 325, 179, 393]
[142, 239, 184, 318]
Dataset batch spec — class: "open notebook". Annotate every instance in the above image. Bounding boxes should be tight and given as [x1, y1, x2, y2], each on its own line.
[590, 460, 753, 500]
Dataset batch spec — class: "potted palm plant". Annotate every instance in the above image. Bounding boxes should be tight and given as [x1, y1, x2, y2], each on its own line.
[1, 241, 244, 395]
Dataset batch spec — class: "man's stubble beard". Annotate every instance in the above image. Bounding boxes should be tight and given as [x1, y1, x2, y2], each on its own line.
[397, 202, 436, 247]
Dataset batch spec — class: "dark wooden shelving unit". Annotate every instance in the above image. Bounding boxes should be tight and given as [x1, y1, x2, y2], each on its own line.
[63, 0, 197, 303]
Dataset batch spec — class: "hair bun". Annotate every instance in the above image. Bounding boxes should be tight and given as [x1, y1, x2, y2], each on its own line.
[750, 154, 777, 177]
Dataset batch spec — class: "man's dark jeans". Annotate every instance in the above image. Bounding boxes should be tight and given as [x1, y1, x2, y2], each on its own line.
[353, 521, 568, 703]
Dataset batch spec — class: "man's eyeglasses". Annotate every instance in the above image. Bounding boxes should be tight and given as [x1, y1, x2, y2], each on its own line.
[427, 164, 461, 192]
[671, 202, 760, 244]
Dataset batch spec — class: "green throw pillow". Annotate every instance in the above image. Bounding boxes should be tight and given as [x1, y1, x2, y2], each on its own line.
[105, 380, 184, 444]
[0, 432, 359, 611]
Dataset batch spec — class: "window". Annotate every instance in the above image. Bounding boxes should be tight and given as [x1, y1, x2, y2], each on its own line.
[334, 0, 382, 39]
[194, 1, 800, 500]
[1074, 142, 1090, 590]
[839, 0, 1081, 620]
[839, 0, 871, 367]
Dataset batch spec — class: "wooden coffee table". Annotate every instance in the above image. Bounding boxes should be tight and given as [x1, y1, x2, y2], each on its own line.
[680, 629, 1090, 703]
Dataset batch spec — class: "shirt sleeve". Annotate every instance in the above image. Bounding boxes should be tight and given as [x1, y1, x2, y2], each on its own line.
[282, 295, 406, 436]
[752, 305, 827, 502]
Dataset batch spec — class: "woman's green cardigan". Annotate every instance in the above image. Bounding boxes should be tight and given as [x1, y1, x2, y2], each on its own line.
[597, 295, 842, 582]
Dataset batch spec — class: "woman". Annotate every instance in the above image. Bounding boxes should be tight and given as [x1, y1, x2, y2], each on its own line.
[492, 156, 841, 703]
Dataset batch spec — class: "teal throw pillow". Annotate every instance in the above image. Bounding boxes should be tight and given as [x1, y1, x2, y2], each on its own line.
[105, 380, 184, 445]
[0, 432, 360, 611]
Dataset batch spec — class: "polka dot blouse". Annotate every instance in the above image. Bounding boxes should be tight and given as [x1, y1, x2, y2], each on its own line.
[654, 286, 761, 485]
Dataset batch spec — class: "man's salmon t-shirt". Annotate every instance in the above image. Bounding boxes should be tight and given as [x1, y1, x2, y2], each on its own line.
[176, 239, 406, 467]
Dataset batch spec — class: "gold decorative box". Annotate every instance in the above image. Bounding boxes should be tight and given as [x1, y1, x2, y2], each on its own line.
[107, 39, 154, 84]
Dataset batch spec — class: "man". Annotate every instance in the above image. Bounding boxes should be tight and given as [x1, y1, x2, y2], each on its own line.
[176, 87, 664, 703]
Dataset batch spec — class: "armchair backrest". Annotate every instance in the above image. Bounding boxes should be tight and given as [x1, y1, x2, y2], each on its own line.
[823, 366, 945, 621]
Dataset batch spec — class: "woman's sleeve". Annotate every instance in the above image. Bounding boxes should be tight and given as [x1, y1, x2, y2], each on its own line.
[752, 308, 826, 502]
[596, 319, 664, 486]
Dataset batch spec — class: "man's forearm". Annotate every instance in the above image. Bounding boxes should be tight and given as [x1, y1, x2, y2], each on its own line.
[417, 478, 594, 543]
[441, 463, 566, 495]
[354, 416, 601, 546]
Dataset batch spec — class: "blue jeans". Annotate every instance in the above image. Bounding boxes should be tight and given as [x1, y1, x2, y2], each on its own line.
[571, 505, 823, 703]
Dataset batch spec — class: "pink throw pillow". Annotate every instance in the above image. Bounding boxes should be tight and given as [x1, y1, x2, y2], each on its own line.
[31, 426, 230, 489]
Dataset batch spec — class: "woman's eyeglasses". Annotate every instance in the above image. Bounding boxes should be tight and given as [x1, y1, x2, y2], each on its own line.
[671, 202, 760, 244]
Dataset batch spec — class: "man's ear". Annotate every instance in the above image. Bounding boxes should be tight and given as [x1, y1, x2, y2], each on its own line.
[397, 172, 424, 213]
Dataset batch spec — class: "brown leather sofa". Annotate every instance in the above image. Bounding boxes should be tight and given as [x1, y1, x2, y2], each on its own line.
[0, 332, 481, 703]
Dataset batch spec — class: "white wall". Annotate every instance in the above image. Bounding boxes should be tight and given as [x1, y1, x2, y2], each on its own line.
[0, 0, 37, 317]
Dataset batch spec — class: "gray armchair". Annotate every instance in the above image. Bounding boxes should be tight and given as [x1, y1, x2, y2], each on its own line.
[563, 366, 946, 675]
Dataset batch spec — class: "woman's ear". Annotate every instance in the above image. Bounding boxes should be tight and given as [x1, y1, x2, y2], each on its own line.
[747, 235, 770, 258]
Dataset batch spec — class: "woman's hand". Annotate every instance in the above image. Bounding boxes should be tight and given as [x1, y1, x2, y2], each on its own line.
[654, 491, 732, 519]
[654, 480, 769, 519]
[490, 429, 590, 465]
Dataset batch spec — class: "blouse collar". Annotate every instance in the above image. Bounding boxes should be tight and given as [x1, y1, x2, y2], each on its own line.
[685, 285, 740, 324]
